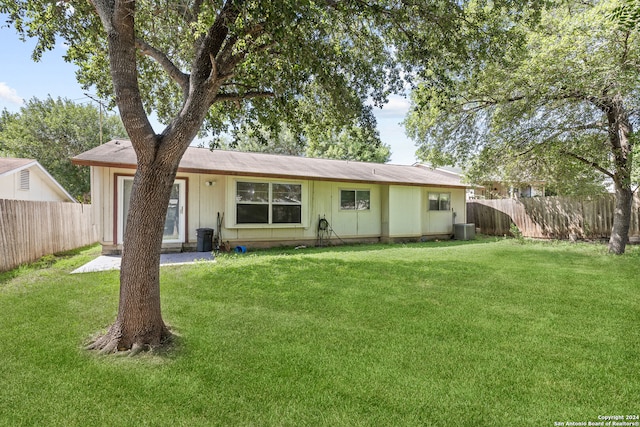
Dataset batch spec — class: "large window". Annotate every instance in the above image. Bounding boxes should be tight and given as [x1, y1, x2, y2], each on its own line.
[428, 192, 451, 211]
[340, 189, 370, 210]
[236, 181, 302, 224]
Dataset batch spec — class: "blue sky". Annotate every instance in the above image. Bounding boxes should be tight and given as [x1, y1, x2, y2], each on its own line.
[0, 23, 418, 165]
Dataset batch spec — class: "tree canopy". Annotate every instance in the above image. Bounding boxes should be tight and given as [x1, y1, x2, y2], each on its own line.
[406, 0, 639, 253]
[0, 96, 125, 200]
[305, 125, 391, 163]
[3, 0, 405, 138]
[1, 0, 545, 140]
[219, 117, 391, 163]
[610, 0, 640, 29]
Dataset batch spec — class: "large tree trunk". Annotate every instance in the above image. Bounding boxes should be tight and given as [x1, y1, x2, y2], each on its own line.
[86, 0, 243, 354]
[609, 182, 633, 255]
[605, 95, 633, 255]
[88, 159, 178, 353]
[87, 1, 202, 353]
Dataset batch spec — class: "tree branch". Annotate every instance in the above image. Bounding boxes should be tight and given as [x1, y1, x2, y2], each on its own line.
[90, 0, 156, 155]
[184, 0, 205, 24]
[136, 38, 189, 93]
[160, 0, 243, 151]
[560, 150, 614, 178]
[212, 91, 275, 104]
[459, 94, 525, 113]
[191, 1, 242, 90]
[215, 23, 268, 77]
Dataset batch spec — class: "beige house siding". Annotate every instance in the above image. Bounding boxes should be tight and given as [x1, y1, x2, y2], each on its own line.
[91, 166, 116, 245]
[222, 180, 385, 244]
[422, 187, 467, 236]
[328, 182, 382, 239]
[387, 186, 422, 239]
[93, 165, 468, 253]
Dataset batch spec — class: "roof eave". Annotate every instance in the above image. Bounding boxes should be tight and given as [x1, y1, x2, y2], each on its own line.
[177, 167, 469, 188]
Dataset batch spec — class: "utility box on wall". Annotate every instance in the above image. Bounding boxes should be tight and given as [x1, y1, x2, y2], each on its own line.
[454, 223, 476, 241]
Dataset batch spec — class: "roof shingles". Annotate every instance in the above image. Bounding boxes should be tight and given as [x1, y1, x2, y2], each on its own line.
[73, 139, 466, 188]
[0, 158, 36, 176]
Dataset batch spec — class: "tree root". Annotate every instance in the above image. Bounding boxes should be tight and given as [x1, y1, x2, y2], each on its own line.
[85, 323, 173, 356]
[84, 327, 122, 354]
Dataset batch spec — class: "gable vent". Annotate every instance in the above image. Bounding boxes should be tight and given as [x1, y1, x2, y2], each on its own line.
[19, 169, 30, 191]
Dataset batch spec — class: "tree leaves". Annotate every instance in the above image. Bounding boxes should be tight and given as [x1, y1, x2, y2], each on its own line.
[406, 0, 640, 195]
[1, 0, 546, 146]
[609, 0, 640, 30]
[0, 96, 126, 200]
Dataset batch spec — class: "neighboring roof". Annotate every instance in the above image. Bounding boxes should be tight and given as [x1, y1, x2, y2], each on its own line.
[73, 140, 468, 188]
[0, 158, 36, 176]
[0, 157, 76, 202]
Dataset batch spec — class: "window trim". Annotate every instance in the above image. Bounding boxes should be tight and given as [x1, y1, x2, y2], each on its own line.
[235, 180, 303, 226]
[340, 189, 371, 211]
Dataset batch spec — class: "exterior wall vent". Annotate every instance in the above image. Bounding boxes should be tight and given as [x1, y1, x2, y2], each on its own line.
[19, 169, 30, 191]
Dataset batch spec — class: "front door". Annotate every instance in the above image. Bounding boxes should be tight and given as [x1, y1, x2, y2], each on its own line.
[117, 176, 186, 244]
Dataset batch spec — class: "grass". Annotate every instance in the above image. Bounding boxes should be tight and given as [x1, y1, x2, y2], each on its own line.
[0, 238, 638, 426]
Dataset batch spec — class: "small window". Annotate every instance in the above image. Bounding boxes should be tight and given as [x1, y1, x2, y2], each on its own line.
[19, 170, 30, 191]
[429, 192, 450, 211]
[236, 181, 302, 224]
[340, 190, 370, 210]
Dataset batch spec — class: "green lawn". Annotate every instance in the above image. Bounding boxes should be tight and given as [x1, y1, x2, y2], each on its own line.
[0, 238, 638, 426]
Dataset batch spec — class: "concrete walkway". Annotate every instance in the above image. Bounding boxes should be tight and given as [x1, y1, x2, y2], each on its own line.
[71, 251, 215, 274]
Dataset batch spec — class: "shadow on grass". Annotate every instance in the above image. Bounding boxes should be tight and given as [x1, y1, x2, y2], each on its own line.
[0, 244, 102, 285]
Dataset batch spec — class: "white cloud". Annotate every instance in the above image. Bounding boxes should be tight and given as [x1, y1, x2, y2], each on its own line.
[382, 95, 411, 115]
[370, 95, 411, 118]
[57, 39, 70, 51]
[0, 82, 24, 106]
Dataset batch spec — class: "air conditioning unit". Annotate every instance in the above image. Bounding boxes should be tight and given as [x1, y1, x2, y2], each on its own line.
[454, 223, 476, 241]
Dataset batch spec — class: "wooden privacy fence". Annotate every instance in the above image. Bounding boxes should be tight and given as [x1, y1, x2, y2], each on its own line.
[467, 194, 640, 240]
[0, 199, 97, 272]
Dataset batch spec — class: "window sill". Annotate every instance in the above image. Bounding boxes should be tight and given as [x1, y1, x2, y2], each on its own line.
[228, 223, 307, 230]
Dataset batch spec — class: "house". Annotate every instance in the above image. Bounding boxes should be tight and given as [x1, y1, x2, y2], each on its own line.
[415, 164, 547, 200]
[72, 139, 469, 254]
[475, 180, 546, 199]
[0, 158, 75, 202]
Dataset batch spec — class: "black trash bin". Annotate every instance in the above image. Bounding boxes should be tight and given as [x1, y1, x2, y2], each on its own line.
[196, 228, 214, 252]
